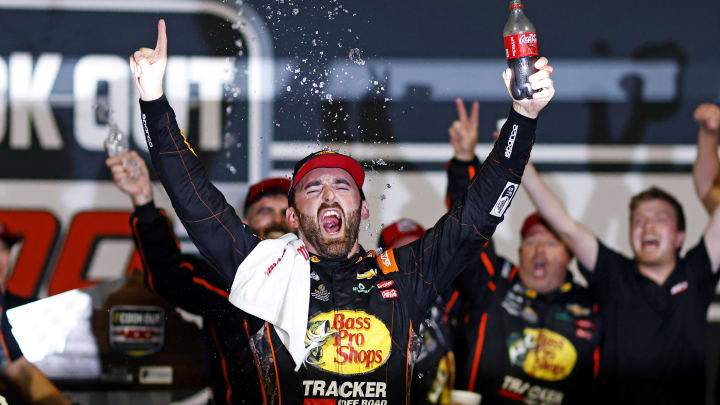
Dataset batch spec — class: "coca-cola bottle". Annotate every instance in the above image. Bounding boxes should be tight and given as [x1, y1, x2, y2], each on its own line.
[503, 0, 539, 100]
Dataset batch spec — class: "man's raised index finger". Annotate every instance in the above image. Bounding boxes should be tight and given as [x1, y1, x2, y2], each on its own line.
[153, 19, 167, 60]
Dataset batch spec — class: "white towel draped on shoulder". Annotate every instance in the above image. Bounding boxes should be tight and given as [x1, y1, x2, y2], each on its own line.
[229, 233, 310, 371]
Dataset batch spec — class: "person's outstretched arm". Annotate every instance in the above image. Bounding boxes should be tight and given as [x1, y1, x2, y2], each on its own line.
[692, 104, 720, 273]
[0, 310, 69, 405]
[129, 19, 257, 287]
[446, 98, 482, 210]
[693, 104, 720, 214]
[445, 98, 501, 298]
[0, 357, 70, 405]
[106, 151, 232, 312]
[521, 161, 599, 271]
[391, 59, 555, 312]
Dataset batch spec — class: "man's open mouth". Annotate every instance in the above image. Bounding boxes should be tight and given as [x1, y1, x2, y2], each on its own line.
[532, 261, 547, 277]
[641, 238, 660, 250]
[320, 208, 343, 235]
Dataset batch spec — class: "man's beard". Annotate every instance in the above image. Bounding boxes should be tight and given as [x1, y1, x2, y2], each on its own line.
[257, 222, 296, 240]
[298, 202, 361, 259]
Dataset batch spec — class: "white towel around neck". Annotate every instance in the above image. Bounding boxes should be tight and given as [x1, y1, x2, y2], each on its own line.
[229, 233, 310, 371]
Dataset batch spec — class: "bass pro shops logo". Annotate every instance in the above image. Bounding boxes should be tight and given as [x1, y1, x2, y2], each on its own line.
[507, 328, 577, 382]
[304, 310, 391, 375]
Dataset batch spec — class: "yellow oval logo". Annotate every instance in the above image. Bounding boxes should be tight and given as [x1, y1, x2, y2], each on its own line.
[507, 328, 577, 381]
[305, 310, 391, 375]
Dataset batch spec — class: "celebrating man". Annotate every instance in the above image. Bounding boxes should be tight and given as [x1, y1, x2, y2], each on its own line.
[129, 19, 554, 403]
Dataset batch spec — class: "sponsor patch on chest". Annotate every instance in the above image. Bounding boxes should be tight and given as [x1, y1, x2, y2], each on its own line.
[380, 289, 398, 299]
[353, 283, 375, 294]
[500, 375, 564, 405]
[303, 380, 388, 402]
[507, 328, 578, 381]
[312, 284, 331, 301]
[670, 280, 688, 295]
[304, 310, 391, 374]
[376, 249, 398, 274]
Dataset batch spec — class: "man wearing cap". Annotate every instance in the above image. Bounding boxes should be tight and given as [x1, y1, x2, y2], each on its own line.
[106, 151, 294, 404]
[454, 214, 601, 405]
[0, 224, 70, 404]
[445, 101, 601, 405]
[129, 19, 554, 403]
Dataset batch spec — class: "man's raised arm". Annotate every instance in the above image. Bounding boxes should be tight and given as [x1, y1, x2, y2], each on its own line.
[445, 98, 481, 210]
[130, 20, 257, 286]
[392, 58, 555, 310]
[693, 104, 720, 213]
[521, 161, 598, 271]
[692, 103, 720, 272]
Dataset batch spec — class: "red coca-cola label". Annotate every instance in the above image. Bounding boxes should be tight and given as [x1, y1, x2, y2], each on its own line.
[504, 32, 538, 59]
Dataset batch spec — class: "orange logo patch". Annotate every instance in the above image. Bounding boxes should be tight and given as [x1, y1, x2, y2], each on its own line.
[376, 249, 398, 274]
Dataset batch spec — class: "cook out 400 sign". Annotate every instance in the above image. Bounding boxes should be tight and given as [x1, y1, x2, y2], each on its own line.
[0, 209, 143, 299]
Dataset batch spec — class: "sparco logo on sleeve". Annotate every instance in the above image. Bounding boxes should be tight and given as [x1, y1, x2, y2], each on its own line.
[490, 182, 519, 217]
[141, 114, 152, 148]
[505, 124, 519, 158]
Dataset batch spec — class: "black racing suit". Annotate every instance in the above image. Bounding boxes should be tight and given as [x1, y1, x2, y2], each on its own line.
[139, 95, 537, 404]
[410, 293, 457, 405]
[129, 202, 263, 404]
[448, 157, 601, 405]
[457, 247, 601, 405]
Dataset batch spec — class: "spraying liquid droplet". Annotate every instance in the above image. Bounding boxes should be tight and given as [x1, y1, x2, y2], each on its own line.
[348, 48, 365, 65]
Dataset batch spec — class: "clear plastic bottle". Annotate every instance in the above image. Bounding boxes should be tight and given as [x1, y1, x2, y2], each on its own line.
[503, 0, 539, 100]
[106, 124, 129, 157]
[106, 124, 141, 183]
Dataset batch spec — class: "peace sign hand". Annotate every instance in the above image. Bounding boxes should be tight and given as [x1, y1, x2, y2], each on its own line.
[129, 19, 168, 101]
[449, 98, 479, 162]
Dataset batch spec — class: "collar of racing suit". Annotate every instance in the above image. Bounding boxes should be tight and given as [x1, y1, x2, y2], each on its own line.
[515, 271, 574, 303]
[308, 247, 369, 268]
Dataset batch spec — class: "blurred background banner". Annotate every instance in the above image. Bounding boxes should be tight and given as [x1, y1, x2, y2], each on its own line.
[0, 0, 718, 400]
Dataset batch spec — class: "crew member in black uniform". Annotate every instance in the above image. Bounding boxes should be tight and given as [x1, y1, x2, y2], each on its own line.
[0, 224, 70, 405]
[445, 101, 601, 405]
[519, 104, 720, 404]
[128, 19, 555, 403]
[106, 151, 293, 404]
